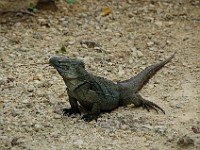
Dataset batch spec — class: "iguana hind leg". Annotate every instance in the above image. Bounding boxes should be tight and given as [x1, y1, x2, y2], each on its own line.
[81, 102, 100, 122]
[120, 94, 165, 114]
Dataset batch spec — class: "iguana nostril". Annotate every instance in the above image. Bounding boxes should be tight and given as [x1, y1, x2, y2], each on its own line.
[49, 56, 57, 64]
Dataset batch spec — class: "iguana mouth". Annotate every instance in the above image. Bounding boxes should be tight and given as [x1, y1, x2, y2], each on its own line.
[49, 57, 79, 80]
[49, 62, 63, 72]
[49, 57, 65, 71]
[49, 57, 57, 65]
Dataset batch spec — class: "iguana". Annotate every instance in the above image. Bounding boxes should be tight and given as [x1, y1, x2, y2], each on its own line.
[49, 53, 175, 121]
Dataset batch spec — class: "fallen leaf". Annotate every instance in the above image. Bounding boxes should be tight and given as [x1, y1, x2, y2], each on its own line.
[59, 46, 67, 53]
[102, 7, 112, 16]
[33, 75, 40, 81]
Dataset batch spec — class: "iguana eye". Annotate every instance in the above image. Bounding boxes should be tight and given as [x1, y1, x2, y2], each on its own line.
[65, 65, 69, 70]
[58, 60, 62, 64]
[79, 62, 85, 68]
[81, 64, 85, 68]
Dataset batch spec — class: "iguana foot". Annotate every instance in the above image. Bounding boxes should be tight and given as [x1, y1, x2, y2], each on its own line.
[63, 108, 81, 116]
[81, 114, 98, 122]
[121, 94, 165, 114]
[139, 99, 165, 114]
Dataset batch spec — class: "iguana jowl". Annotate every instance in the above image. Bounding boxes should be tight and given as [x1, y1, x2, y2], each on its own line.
[49, 53, 175, 121]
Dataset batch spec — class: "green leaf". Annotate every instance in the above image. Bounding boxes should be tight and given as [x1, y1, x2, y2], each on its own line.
[66, 0, 76, 4]
[27, 3, 38, 13]
[59, 46, 67, 53]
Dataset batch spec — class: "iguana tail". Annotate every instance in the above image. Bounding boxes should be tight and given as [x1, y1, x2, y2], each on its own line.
[118, 53, 175, 93]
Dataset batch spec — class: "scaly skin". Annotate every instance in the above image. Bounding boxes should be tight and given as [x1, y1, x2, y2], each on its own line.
[49, 53, 175, 121]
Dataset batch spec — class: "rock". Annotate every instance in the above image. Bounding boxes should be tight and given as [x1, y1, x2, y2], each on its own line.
[128, 12, 134, 18]
[22, 99, 29, 104]
[15, 22, 21, 27]
[0, 117, 4, 126]
[83, 57, 94, 64]
[33, 32, 42, 39]
[137, 50, 144, 58]
[154, 126, 167, 135]
[155, 21, 162, 27]
[54, 114, 62, 119]
[150, 147, 159, 150]
[120, 124, 129, 130]
[0, 135, 8, 141]
[177, 135, 194, 147]
[11, 108, 21, 117]
[166, 40, 172, 45]
[36, 90, 46, 97]
[53, 102, 65, 115]
[118, 66, 125, 77]
[167, 135, 174, 142]
[191, 0, 200, 5]
[49, 69, 57, 74]
[73, 139, 84, 148]
[149, 47, 157, 51]
[26, 85, 35, 92]
[168, 21, 174, 26]
[169, 102, 182, 109]
[37, 80, 51, 88]
[11, 137, 19, 146]
[59, 136, 66, 142]
[0, 79, 6, 85]
[147, 41, 154, 47]
[38, 18, 48, 26]
[7, 77, 14, 82]
[33, 124, 44, 132]
[68, 40, 75, 45]
[80, 40, 100, 48]
[191, 126, 200, 134]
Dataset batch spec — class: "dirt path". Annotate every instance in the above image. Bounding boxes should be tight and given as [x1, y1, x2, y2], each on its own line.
[0, 0, 200, 149]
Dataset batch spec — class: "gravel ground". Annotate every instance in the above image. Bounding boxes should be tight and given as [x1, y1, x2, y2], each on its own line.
[0, 0, 200, 149]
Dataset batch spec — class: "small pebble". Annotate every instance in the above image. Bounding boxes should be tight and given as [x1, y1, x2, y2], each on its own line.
[177, 135, 194, 147]
[26, 85, 35, 92]
[73, 139, 84, 148]
[137, 51, 144, 58]
[54, 114, 62, 119]
[147, 41, 154, 47]
[34, 124, 44, 132]
[155, 21, 162, 27]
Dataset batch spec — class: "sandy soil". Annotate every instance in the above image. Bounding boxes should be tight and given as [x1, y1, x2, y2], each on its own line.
[0, 0, 200, 149]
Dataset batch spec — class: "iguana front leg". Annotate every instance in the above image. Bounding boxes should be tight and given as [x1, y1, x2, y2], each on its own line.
[63, 96, 81, 116]
[77, 88, 101, 122]
[81, 102, 100, 122]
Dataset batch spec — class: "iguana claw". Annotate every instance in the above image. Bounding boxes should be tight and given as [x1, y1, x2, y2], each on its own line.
[63, 108, 81, 116]
[81, 114, 98, 122]
[141, 99, 165, 114]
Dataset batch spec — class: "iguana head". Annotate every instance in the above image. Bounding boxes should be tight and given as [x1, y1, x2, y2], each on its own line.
[49, 56, 86, 79]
